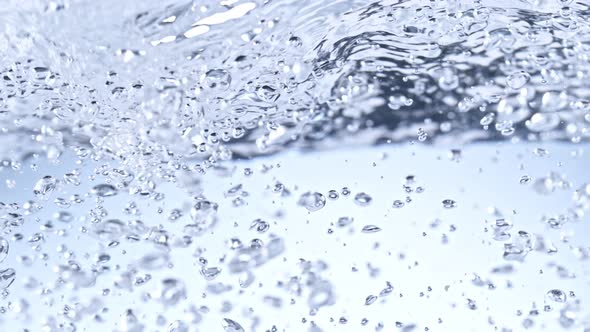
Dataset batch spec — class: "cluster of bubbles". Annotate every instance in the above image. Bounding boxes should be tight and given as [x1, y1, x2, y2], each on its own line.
[0, 0, 589, 173]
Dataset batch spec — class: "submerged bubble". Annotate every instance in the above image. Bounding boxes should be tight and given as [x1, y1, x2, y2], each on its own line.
[33, 176, 57, 198]
[354, 192, 372, 206]
[362, 225, 382, 233]
[365, 295, 378, 305]
[250, 219, 270, 233]
[392, 200, 405, 208]
[228, 236, 285, 273]
[222, 318, 245, 332]
[0, 237, 8, 263]
[308, 280, 335, 308]
[298, 192, 326, 212]
[503, 243, 528, 261]
[417, 128, 428, 142]
[0, 268, 16, 289]
[187, 200, 219, 236]
[526, 113, 560, 132]
[54, 211, 74, 223]
[238, 271, 255, 288]
[506, 71, 530, 90]
[480, 113, 495, 126]
[168, 320, 189, 332]
[159, 278, 186, 306]
[442, 199, 457, 209]
[91, 184, 118, 197]
[327, 190, 339, 200]
[546, 289, 567, 303]
[93, 219, 127, 241]
[519, 175, 532, 184]
[139, 252, 170, 270]
[337, 217, 353, 227]
[204, 69, 231, 90]
[201, 267, 222, 281]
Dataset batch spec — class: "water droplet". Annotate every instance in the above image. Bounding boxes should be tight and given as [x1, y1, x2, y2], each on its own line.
[519, 175, 532, 184]
[139, 252, 170, 270]
[449, 149, 462, 162]
[160, 278, 186, 306]
[506, 71, 530, 89]
[298, 192, 326, 212]
[308, 280, 334, 308]
[250, 219, 270, 233]
[354, 192, 372, 206]
[437, 67, 459, 91]
[365, 294, 378, 305]
[327, 190, 339, 200]
[33, 176, 57, 198]
[417, 128, 428, 142]
[228, 237, 284, 273]
[442, 199, 457, 209]
[91, 184, 118, 197]
[0, 237, 8, 263]
[503, 243, 528, 261]
[546, 289, 567, 303]
[238, 271, 255, 288]
[168, 320, 189, 332]
[54, 211, 74, 223]
[201, 267, 222, 280]
[337, 217, 353, 227]
[392, 200, 405, 208]
[204, 69, 231, 90]
[0, 268, 16, 289]
[188, 200, 219, 236]
[480, 113, 495, 126]
[225, 184, 243, 197]
[271, 182, 288, 195]
[380, 283, 394, 297]
[362, 225, 382, 233]
[63, 172, 81, 186]
[222, 318, 245, 332]
[94, 219, 127, 241]
[526, 113, 560, 132]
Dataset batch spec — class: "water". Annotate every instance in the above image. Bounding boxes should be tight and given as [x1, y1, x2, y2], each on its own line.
[1, 0, 590, 331]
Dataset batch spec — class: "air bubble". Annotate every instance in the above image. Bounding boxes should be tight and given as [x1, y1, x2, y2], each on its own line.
[442, 199, 457, 209]
[204, 69, 231, 90]
[0, 237, 8, 263]
[354, 192, 372, 206]
[298, 192, 326, 212]
[327, 190, 339, 200]
[91, 184, 118, 197]
[0, 268, 16, 289]
[362, 225, 382, 233]
[337, 217, 353, 227]
[392, 200, 405, 208]
[222, 318, 245, 332]
[33, 176, 57, 198]
[546, 289, 567, 303]
[506, 71, 530, 90]
[365, 295, 378, 305]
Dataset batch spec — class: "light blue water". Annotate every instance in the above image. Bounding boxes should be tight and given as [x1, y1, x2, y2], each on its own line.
[0, 0, 590, 331]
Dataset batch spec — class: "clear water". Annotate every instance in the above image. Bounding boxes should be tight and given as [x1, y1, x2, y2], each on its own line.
[0, 0, 590, 331]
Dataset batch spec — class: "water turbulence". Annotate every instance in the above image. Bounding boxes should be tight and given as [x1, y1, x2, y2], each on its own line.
[0, 0, 590, 330]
